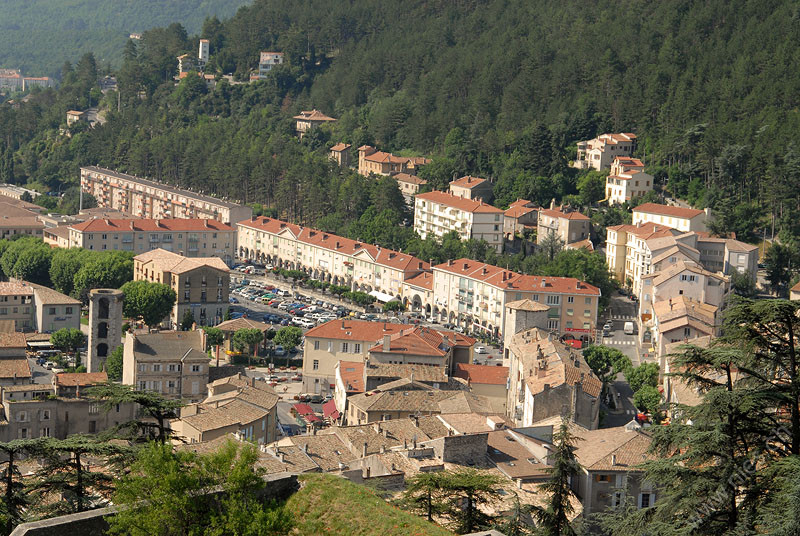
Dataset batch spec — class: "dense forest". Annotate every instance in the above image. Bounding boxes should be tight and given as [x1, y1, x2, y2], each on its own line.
[3, 0, 800, 251]
[0, 0, 250, 76]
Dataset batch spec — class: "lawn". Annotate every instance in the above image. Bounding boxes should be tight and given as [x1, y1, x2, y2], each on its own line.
[285, 473, 452, 536]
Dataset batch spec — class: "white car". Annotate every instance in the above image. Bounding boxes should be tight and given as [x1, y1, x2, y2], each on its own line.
[299, 319, 316, 329]
[475, 346, 488, 354]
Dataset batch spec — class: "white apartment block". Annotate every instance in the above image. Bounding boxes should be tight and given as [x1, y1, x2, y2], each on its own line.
[605, 157, 654, 204]
[431, 259, 600, 339]
[256, 52, 284, 78]
[66, 218, 235, 264]
[632, 203, 709, 233]
[574, 133, 637, 170]
[414, 191, 504, 253]
[80, 167, 252, 225]
[236, 217, 428, 300]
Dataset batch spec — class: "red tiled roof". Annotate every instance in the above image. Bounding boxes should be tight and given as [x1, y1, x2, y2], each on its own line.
[70, 218, 232, 232]
[305, 319, 407, 342]
[416, 191, 503, 214]
[0, 358, 31, 379]
[504, 205, 538, 218]
[539, 207, 590, 221]
[633, 203, 704, 219]
[0, 333, 27, 348]
[236, 216, 302, 237]
[364, 151, 410, 165]
[55, 372, 108, 386]
[606, 222, 678, 240]
[434, 259, 600, 295]
[454, 363, 509, 385]
[339, 361, 365, 393]
[393, 173, 427, 185]
[450, 176, 487, 188]
[293, 109, 336, 122]
[403, 271, 433, 291]
[330, 143, 351, 152]
[614, 156, 644, 167]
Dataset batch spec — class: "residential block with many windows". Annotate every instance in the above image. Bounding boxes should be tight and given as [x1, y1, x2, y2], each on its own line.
[573, 132, 637, 170]
[536, 205, 591, 247]
[414, 191, 505, 253]
[80, 167, 252, 224]
[605, 157, 654, 204]
[66, 217, 235, 264]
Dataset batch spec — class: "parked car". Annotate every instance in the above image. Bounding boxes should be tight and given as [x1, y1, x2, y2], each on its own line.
[274, 345, 286, 357]
[290, 374, 302, 381]
[299, 319, 316, 329]
[475, 346, 488, 354]
[44, 361, 57, 370]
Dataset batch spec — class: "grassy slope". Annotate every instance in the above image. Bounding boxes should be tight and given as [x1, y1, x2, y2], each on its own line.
[0, 0, 251, 76]
[285, 473, 452, 536]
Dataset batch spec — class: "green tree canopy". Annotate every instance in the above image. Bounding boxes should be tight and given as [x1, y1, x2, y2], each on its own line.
[273, 326, 303, 350]
[121, 280, 177, 328]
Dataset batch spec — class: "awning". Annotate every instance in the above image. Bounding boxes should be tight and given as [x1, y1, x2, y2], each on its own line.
[323, 399, 340, 420]
[27, 341, 55, 349]
[292, 403, 314, 416]
[305, 414, 322, 423]
[368, 290, 398, 303]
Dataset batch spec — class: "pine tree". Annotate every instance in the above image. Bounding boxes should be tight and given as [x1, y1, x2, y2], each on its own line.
[533, 416, 581, 536]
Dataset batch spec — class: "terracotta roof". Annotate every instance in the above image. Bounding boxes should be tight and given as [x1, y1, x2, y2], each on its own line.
[0, 216, 43, 229]
[293, 109, 336, 122]
[720, 238, 758, 253]
[565, 239, 594, 251]
[365, 363, 449, 383]
[348, 389, 450, 413]
[393, 172, 427, 185]
[214, 317, 272, 333]
[606, 221, 679, 240]
[70, 218, 231, 233]
[434, 259, 600, 295]
[363, 151, 410, 165]
[28, 283, 80, 305]
[338, 361, 365, 393]
[134, 248, 229, 274]
[539, 206, 590, 221]
[596, 132, 637, 145]
[454, 363, 509, 385]
[55, 372, 107, 386]
[649, 261, 727, 288]
[510, 329, 602, 399]
[0, 282, 33, 296]
[330, 143, 351, 152]
[504, 205, 538, 219]
[437, 391, 494, 414]
[653, 296, 717, 326]
[403, 271, 433, 290]
[305, 319, 407, 342]
[0, 358, 31, 379]
[438, 413, 506, 434]
[633, 203, 705, 219]
[487, 430, 549, 480]
[129, 330, 205, 360]
[181, 399, 270, 433]
[505, 299, 549, 312]
[288, 434, 355, 471]
[613, 156, 644, 168]
[450, 176, 487, 188]
[415, 191, 503, 214]
[0, 333, 28, 348]
[237, 216, 302, 237]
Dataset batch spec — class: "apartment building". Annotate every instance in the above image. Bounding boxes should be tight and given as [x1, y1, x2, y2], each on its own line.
[329, 143, 351, 167]
[449, 176, 493, 201]
[0, 215, 44, 240]
[357, 146, 430, 177]
[171, 374, 279, 445]
[651, 297, 718, 359]
[134, 249, 230, 328]
[694, 236, 759, 277]
[506, 328, 602, 429]
[66, 218, 235, 264]
[605, 222, 680, 286]
[400, 271, 433, 313]
[293, 109, 336, 137]
[432, 259, 600, 339]
[302, 319, 473, 396]
[573, 133, 637, 170]
[605, 157, 654, 204]
[536, 205, 590, 247]
[0, 69, 23, 91]
[640, 261, 730, 316]
[122, 330, 210, 403]
[393, 173, 427, 200]
[632, 203, 709, 233]
[80, 167, 252, 224]
[0, 333, 32, 386]
[0, 281, 80, 333]
[414, 191, 504, 253]
[0, 372, 137, 440]
[237, 216, 428, 299]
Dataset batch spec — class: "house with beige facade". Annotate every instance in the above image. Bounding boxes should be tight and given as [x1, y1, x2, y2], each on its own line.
[604, 222, 680, 287]
[503, 199, 539, 240]
[329, 143, 351, 167]
[632, 203, 710, 233]
[134, 249, 230, 328]
[236, 216, 428, 300]
[640, 261, 730, 316]
[80, 167, 252, 224]
[573, 133, 637, 170]
[536, 205, 590, 247]
[122, 330, 210, 403]
[393, 173, 427, 201]
[414, 191, 505, 253]
[66, 218, 235, 264]
[171, 373, 279, 445]
[0, 281, 79, 333]
[357, 146, 430, 177]
[293, 109, 336, 137]
[449, 176, 493, 201]
[605, 157, 654, 204]
[651, 296, 718, 360]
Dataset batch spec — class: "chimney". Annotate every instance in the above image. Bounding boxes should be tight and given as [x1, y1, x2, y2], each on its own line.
[669, 298, 673, 311]
[382, 427, 388, 438]
[383, 334, 391, 351]
[482, 267, 488, 275]
[303, 443, 308, 454]
[362, 442, 368, 458]
[380, 444, 386, 454]
[611, 454, 617, 466]
[418, 261, 423, 269]
[278, 451, 285, 463]
[448, 259, 454, 266]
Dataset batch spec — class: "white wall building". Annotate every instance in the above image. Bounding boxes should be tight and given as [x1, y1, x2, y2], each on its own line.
[414, 191, 504, 253]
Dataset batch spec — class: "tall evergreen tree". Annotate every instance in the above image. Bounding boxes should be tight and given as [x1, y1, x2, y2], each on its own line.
[533, 416, 581, 536]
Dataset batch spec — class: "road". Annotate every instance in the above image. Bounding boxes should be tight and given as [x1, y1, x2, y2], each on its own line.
[597, 295, 645, 366]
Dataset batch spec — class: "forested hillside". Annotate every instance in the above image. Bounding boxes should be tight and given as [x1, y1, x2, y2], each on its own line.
[0, 0, 250, 76]
[3, 0, 800, 249]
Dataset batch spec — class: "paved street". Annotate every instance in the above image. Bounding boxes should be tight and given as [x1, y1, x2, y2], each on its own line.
[597, 295, 645, 366]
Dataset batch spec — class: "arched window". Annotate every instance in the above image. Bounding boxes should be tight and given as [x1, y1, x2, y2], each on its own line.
[97, 343, 108, 357]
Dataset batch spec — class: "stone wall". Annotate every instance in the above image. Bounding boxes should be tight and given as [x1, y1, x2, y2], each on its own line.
[425, 433, 488, 464]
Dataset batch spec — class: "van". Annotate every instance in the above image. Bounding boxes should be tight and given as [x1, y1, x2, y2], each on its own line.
[624, 321, 635, 335]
